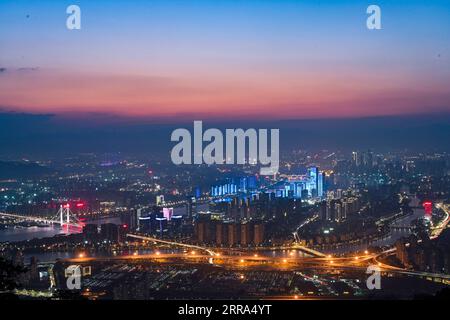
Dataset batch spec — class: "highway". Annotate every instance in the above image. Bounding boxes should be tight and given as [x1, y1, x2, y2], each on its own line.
[63, 239, 378, 271]
[61, 242, 450, 284]
[4, 204, 449, 284]
[372, 247, 450, 281]
[430, 202, 450, 239]
[126, 233, 217, 256]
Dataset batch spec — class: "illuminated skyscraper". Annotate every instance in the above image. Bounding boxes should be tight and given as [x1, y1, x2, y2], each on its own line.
[163, 207, 174, 221]
[318, 172, 324, 198]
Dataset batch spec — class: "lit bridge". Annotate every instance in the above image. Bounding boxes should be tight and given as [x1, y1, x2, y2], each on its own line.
[0, 205, 84, 228]
[126, 233, 217, 256]
[290, 243, 327, 258]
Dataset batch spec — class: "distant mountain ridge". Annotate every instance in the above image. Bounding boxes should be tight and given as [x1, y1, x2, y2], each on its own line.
[0, 160, 53, 179]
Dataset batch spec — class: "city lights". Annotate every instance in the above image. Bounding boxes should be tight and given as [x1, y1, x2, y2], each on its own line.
[0, 0, 448, 303]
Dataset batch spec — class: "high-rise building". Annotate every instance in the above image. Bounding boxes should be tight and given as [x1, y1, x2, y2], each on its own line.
[307, 167, 318, 197]
[186, 196, 196, 221]
[318, 172, 324, 197]
[216, 223, 224, 245]
[100, 223, 119, 243]
[326, 200, 334, 221]
[342, 199, 349, 221]
[240, 222, 253, 246]
[319, 201, 327, 220]
[136, 208, 142, 231]
[83, 224, 98, 242]
[253, 223, 265, 246]
[122, 211, 136, 231]
[227, 223, 239, 246]
[195, 221, 206, 243]
[163, 207, 174, 221]
[138, 212, 152, 233]
[334, 202, 342, 222]
[156, 217, 167, 237]
[352, 151, 361, 167]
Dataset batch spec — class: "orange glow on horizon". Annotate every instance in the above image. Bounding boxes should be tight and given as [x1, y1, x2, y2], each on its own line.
[1, 69, 447, 121]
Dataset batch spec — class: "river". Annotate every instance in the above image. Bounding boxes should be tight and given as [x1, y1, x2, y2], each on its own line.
[0, 216, 121, 243]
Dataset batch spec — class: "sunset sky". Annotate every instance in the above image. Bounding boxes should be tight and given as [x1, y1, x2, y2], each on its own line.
[0, 0, 449, 122]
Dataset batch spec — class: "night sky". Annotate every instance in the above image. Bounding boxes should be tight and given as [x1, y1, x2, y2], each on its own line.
[0, 0, 449, 121]
[0, 1, 449, 155]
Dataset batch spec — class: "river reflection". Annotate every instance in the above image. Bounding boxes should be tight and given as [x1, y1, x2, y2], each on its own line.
[321, 207, 425, 254]
[0, 216, 121, 243]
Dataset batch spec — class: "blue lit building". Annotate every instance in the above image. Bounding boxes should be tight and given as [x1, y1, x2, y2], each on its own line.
[210, 176, 258, 196]
[270, 167, 324, 200]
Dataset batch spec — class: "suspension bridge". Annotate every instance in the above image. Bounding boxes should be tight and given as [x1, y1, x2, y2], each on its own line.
[0, 204, 84, 228]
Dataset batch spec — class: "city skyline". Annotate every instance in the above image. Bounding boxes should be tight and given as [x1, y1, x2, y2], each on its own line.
[1, 0, 450, 305]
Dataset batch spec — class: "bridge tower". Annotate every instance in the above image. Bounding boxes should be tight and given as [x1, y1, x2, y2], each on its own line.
[53, 204, 83, 228]
[57, 204, 71, 225]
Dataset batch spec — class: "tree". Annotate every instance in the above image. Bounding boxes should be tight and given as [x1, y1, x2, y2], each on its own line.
[0, 257, 28, 299]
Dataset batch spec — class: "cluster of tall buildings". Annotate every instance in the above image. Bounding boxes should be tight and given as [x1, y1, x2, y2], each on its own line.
[210, 176, 258, 197]
[274, 167, 324, 199]
[351, 150, 375, 168]
[135, 207, 184, 236]
[319, 190, 361, 222]
[395, 231, 450, 274]
[83, 223, 128, 243]
[194, 213, 265, 247]
[209, 192, 302, 221]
